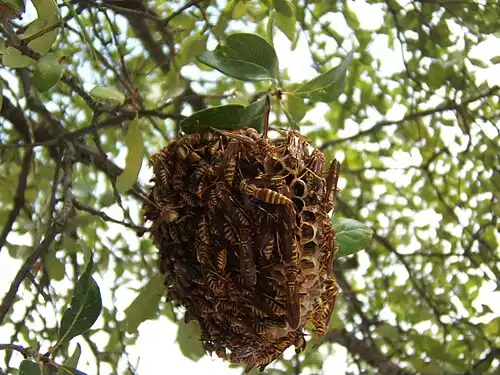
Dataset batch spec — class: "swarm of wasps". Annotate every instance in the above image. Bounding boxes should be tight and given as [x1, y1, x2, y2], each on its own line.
[144, 125, 340, 372]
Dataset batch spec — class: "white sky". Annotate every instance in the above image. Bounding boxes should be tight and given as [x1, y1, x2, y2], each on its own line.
[1, 0, 500, 374]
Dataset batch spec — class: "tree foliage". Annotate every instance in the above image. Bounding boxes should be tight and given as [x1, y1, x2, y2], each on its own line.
[0, 0, 499, 374]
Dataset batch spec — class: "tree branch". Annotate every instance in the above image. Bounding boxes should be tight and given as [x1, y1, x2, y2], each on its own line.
[324, 329, 414, 375]
[320, 86, 499, 151]
[73, 199, 148, 234]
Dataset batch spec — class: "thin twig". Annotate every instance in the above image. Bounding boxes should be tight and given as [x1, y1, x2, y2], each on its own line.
[73, 199, 148, 233]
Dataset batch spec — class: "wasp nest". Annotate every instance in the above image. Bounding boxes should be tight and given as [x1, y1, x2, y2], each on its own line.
[144, 127, 340, 371]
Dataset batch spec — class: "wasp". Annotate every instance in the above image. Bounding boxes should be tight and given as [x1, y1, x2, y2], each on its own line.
[275, 205, 295, 262]
[244, 127, 260, 141]
[175, 145, 188, 160]
[160, 206, 179, 224]
[216, 248, 227, 274]
[238, 229, 257, 288]
[177, 132, 202, 146]
[318, 219, 336, 276]
[215, 299, 236, 312]
[168, 223, 180, 243]
[180, 192, 198, 207]
[245, 303, 268, 318]
[198, 216, 210, 244]
[216, 185, 251, 226]
[262, 235, 275, 260]
[192, 297, 215, 314]
[193, 162, 212, 180]
[225, 157, 237, 187]
[311, 276, 339, 337]
[216, 139, 239, 181]
[205, 269, 225, 294]
[240, 179, 293, 205]
[262, 293, 287, 315]
[324, 159, 340, 212]
[222, 221, 238, 245]
[196, 240, 211, 265]
[208, 138, 220, 157]
[229, 317, 250, 335]
[158, 164, 171, 186]
[306, 148, 326, 175]
[283, 265, 301, 330]
[187, 149, 202, 163]
[213, 128, 257, 145]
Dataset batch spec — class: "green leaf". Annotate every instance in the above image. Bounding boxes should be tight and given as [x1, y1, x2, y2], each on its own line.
[124, 273, 165, 334]
[266, 9, 276, 45]
[279, 99, 299, 130]
[490, 55, 500, 64]
[240, 96, 267, 132]
[410, 333, 467, 371]
[33, 0, 59, 18]
[176, 320, 205, 361]
[285, 94, 307, 123]
[427, 61, 446, 90]
[21, 0, 61, 55]
[180, 104, 246, 134]
[56, 257, 102, 346]
[65, 343, 81, 368]
[474, 352, 494, 374]
[33, 53, 63, 92]
[19, 360, 41, 375]
[409, 357, 441, 375]
[331, 217, 373, 257]
[374, 323, 399, 338]
[0, 85, 3, 110]
[161, 70, 186, 99]
[46, 251, 65, 281]
[469, 57, 488, 68]
[172, 32, 208, 71]
[116, 116, 143, 194]
[274, 0, 296, 41]
[89, 86, 125, 106]
[6, 243, 33, 259]
[232, 0, 249, 18]
[2, 47, 33, 68]
[57, 367, 87, 375]
[197, 33, 278, 81]
[57, 343, 81, 375]
[295, 50, 353, 97]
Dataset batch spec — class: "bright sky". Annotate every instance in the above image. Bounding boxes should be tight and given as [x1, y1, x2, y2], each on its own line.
[1, 0, 499, 374]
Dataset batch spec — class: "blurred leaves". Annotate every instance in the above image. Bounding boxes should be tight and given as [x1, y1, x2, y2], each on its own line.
[33, 53, 63, 92]
[89, 86, 125, 106]
[176, 321, 205, 362]
[116, 116, 143, 194]
[273, 0, 296, 42]
[19, 360, 41, 375]
[124, 273, 164, 334]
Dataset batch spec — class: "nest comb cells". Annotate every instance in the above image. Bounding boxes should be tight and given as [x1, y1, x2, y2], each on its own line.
[143, 125, 341, 371]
